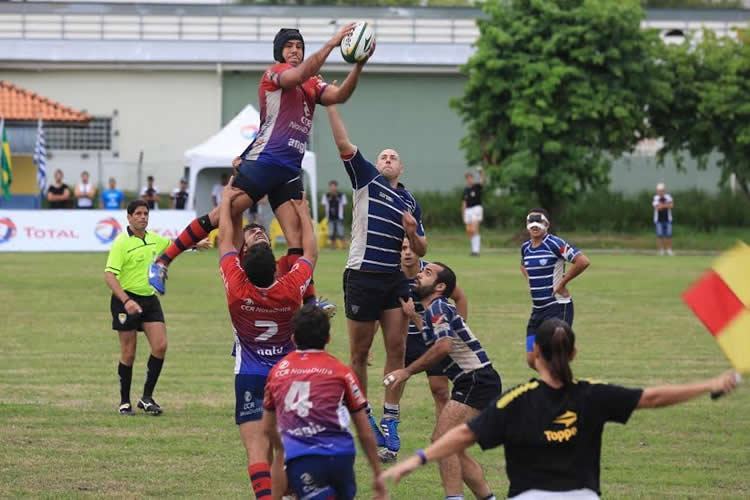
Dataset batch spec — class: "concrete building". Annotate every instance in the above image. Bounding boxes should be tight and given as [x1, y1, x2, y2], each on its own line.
[1, 3, 748, 199]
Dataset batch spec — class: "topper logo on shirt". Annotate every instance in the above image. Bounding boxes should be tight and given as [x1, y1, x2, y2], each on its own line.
[545, 410, 578, 443]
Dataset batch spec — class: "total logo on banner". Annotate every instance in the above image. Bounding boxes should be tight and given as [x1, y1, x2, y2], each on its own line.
[0, 217, 16, 244]
[0, 209, 196, 252]
[95, 217, 122, 244]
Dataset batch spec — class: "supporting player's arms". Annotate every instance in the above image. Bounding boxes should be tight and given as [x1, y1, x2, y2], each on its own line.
[217, 176, 240, 257]
[351, 410, 386, 498]
[378, 423, 476, 486]
[637, 371, 738, 409]
[260, 410, 277, 459]
[292, 198, 318, 267]
[405, 337, 452, 378]
[326, 105, 357, 157]
[278, 23, 355, 89]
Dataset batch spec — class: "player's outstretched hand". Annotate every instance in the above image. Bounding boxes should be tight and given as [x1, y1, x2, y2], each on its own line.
[194, 238, 213, 251]
[358, 40, 376, 66]
[383, 369, 410, 391]
[710, 371, 740, 395]
[402, 212, 417, 236]
[330, 22, 356, 47]
[372, 475, 389, 500]
[378, 455, 421, 486]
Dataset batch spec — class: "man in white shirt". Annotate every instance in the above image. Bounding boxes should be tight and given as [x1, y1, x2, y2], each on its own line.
[211, 173, 230, 207]
[652, 183, 674, 256]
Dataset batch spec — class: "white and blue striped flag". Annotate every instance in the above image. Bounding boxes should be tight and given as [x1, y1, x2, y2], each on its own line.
[33, 118, 47, 194]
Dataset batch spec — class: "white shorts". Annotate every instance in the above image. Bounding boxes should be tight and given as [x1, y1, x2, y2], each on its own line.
[510, 489, 599, 500]
[463, 205, 483, 225]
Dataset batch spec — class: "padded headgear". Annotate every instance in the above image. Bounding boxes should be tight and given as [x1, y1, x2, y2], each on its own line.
[273, 28, 305, 63]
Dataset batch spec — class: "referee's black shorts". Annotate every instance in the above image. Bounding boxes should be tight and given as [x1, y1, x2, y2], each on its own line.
[343, 268, 410, 322]
[110, 292, 165, 332]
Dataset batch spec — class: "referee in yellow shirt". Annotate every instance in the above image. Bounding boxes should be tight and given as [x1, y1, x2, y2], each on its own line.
[104, 200, 171, 416]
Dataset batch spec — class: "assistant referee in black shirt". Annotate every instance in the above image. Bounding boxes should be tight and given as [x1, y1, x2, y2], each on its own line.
[379, 319, 738, 498]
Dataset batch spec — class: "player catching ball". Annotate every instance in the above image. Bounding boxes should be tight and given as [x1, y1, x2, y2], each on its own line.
[149, 23, 374, 297]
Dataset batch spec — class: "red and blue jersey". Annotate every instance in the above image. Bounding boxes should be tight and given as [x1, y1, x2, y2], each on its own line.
[220, 252, 313, 376]
[244, 63, 327, 171]
[263, 350, 368, 461]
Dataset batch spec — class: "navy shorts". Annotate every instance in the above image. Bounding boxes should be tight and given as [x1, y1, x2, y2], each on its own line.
[405, 334, 447, 377]
[235, 374, 266, 424]
[526, 301, 575, 352]
[343, 269, 410, 322]
[286, 454, 356, 500]
[655, 221, 672, 238]
[234, 159, 303, 211]
[451, 365, 502, 410]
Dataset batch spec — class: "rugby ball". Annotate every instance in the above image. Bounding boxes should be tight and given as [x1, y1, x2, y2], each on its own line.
[340, 22, 375, 64]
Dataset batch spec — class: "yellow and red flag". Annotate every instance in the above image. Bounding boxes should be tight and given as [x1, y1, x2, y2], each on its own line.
[683, 242, 750, 373]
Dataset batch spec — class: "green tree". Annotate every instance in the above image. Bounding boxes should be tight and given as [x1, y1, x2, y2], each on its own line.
[453, 0, 668, 216]
[652, 31, 750, 198]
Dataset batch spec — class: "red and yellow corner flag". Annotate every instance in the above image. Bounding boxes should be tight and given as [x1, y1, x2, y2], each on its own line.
[683, 242, 750, 373]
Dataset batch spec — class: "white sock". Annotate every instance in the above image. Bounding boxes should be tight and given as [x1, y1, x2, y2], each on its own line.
[471, 234, 480, 253]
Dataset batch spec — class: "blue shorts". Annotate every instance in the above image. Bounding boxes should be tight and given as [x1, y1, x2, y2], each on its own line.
[655, 221, 672, 238]
[526, 301, 575, 352]
[235, 374, 266, 424]
[234, 159, 303, 211]
[286, 454, 356, 500]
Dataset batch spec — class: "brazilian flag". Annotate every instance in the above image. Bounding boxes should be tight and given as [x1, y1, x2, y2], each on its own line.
[0, 118, 12, 199]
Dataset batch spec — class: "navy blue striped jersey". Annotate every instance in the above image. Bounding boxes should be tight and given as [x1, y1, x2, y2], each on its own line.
[342, 149, 425, 272]
[521, 234, 580, 309]
[406, 260, 429, 336]
[421, 296, 491, 381]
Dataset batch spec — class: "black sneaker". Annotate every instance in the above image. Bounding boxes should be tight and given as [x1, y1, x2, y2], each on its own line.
[137, 397, 163, 416]
[118, 402, 135, 416]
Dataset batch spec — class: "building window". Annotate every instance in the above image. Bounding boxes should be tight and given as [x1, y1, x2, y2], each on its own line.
[45, 117, 112, 151]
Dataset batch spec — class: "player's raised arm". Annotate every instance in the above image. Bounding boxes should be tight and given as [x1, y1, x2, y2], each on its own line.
[278, 23, 355, 89]
[320, 42, 373, 105]
[292, 199, 318, 267]
[325, 105, 356, 157]
[217, 177, 241, 257]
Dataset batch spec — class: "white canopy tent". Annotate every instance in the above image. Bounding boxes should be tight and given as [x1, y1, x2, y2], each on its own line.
[185, 104, 318, 221]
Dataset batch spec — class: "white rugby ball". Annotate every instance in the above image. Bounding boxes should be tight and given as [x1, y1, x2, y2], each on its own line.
[340, 22, 375, 64]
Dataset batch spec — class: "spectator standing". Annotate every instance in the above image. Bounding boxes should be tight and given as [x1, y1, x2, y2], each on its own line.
[321, 180, 347, 249]
[141, 176, 159, 210]
[47, 169, 72, 209]
[75, 170, 97, 209]
[171, 178, 189, 210]
[101, 177, 124, 210]
[652, 182, 674, 256]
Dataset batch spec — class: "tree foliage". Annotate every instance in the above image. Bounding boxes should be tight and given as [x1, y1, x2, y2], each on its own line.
[652, 31, 750, 197]
[453, 0, 668, 215]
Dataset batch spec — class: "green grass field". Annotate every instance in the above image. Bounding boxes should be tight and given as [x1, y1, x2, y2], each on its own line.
[1, 245, 749, 498]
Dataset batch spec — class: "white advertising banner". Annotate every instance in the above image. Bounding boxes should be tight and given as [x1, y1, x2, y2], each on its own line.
[0, 209, 196, 252]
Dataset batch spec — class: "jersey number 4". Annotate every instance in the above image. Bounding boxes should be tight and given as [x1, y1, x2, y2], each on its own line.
[284, 381, 313, 417]
[255, 320, 279, 341]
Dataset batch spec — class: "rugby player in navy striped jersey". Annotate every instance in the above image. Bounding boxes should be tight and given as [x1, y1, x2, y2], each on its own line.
[521, 208, 590, 368]
[326, 104, 427, 462]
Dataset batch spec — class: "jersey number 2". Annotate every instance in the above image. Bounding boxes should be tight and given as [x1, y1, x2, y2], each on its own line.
[284, 381, 313, 417]
[255, 320, 278, 342]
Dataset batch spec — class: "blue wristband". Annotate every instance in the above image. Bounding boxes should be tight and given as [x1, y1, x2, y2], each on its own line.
[415, 449, 427, 465]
